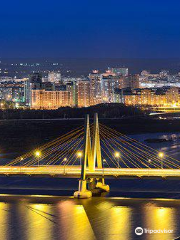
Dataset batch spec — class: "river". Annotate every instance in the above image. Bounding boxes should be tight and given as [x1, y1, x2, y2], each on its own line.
[0, 132, 180, 240]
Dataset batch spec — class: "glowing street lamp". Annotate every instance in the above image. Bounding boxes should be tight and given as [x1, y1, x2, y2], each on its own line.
[35, 150, 41, 157]
[158, 152, 164, 158]
[148, 159, 152, 168]
[34, 150, 41, 166]
[77, 151, 83, 166]
[114, 151, 120, 168]
[103, 159, 107, 164]
[63, 157, 67, 174]
[172, 103, 177, 108]
[0, 103, 4, 109]
[103, 159, 107, 175]
[20, 157, 24, 168]
[77, 151, 82, 158]
[115, 152, 120, 158]
[158, 152, 164, 169]
[63, 157, 67, 162]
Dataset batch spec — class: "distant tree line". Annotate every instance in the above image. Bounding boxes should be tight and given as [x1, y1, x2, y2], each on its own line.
[0, 103, 146, 119]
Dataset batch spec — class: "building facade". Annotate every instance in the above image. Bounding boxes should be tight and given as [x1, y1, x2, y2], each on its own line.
[89, 70, 102, 106]
[124, 87, 180, 107]
[76, 80, 90, 107]
[101, 71, 124, 103]
[124, 74, 140, 89]
[31, 90, 71, 110]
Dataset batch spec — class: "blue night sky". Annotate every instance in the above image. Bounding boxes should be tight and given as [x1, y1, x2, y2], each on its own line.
[1, 0, 180, 58]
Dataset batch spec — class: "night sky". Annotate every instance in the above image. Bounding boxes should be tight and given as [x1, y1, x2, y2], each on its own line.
[1, 0, 180, 58]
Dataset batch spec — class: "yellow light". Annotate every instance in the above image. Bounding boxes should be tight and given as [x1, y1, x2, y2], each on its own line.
[77, 151, 82, 158]
[35, 150, 41, 157]
[15, 103, 19, 108]
[114, 152, 120, 158]
[158, 152, 164, 158]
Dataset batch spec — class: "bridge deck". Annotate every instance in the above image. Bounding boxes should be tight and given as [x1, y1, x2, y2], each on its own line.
[1, 166, 180, 178]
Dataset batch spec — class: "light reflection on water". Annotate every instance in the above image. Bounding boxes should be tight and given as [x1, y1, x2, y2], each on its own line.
[57, 202, 95, 240]
[0, 202, 9, 240]
[0, 198, 179, 240]
[26, 204, 55, 240]
[143, 203, 176, 240]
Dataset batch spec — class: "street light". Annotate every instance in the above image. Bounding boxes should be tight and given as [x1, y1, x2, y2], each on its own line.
[77, 151, 83, 166]
[148, 159, 151, 168]
[0, 103, 4, 109]
[34, 150, 41, 166]
[114, 151, 120, 168]
[158, 152, 164, 169]
[63, 157, 67, 174]
[20, 157, 24, 170]
[103, 159, 107, 175]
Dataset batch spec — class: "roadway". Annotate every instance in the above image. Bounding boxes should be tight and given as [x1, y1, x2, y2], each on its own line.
[1, 166, 180, 179]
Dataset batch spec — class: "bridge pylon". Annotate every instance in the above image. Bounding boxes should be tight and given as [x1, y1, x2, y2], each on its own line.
[74, 113, 109, 199]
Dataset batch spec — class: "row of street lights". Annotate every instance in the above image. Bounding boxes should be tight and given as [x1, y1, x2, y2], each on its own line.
[33, 150, 83, 167]
[115, 151, 165, 169]
[114, 151, 165, 169]
[29, 150, 165, 169]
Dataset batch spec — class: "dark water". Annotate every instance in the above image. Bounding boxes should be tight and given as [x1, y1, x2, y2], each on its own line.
[130, 132, 180, 160]
[1, 132, 180, 240]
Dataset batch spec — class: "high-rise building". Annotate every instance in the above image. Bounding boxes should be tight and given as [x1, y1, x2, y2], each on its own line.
[24, 79, 31, 105]
[76, 80, 90, 107]
[48, 72, 61, 83]
[124, 87, 180, 107]
[124, 74, 140, 89]
[31, 89, 71, 109]
[66, 81, 77, 107]
[89, 70, 102, 105]
[25, 73, 43, 106]
[101, 71, 124, 102]
[0, 81, 25, 102]
[30, 72, 42, 84]
[165, 87, 179, 105]
[42, 82, 55, 91]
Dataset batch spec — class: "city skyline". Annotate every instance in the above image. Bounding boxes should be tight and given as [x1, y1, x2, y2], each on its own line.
[1, 66, 180, 110]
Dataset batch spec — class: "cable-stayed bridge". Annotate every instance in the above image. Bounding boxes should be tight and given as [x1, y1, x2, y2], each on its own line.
[1, 113, 180, 198]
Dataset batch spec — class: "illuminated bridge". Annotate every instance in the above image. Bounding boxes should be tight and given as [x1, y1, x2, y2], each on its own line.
[2, 113, 180, 198]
